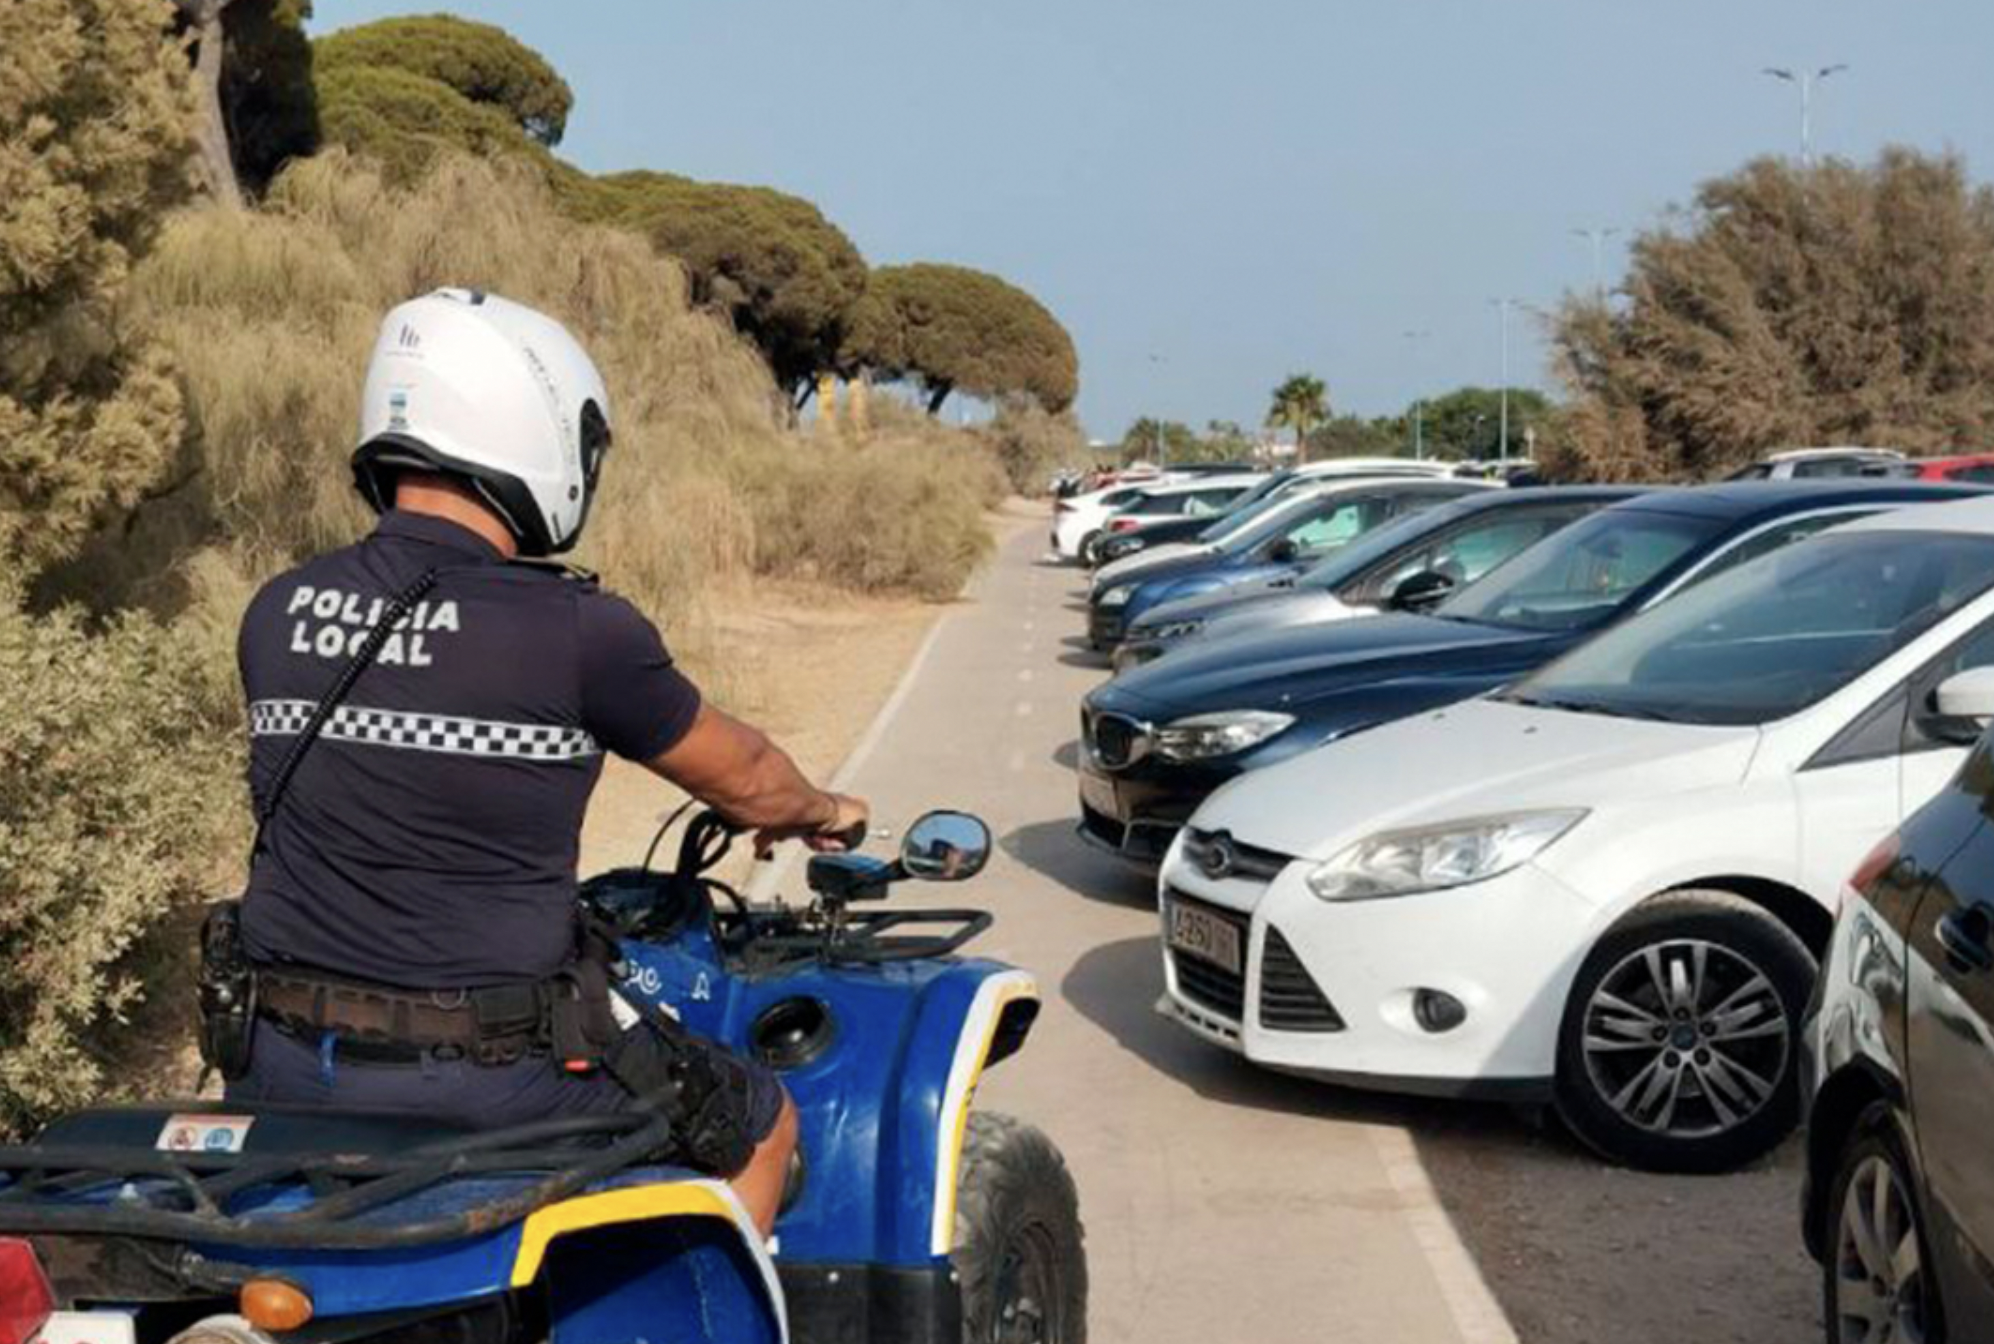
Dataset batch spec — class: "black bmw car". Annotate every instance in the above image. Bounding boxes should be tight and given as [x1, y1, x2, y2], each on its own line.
[1803, 682, 1994, 1343]
[1077, 481, 1985, 864]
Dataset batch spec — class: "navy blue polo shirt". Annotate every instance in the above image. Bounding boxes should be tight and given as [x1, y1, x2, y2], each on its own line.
[237, 511, 702, 988]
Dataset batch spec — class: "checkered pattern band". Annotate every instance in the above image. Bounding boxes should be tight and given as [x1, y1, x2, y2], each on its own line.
[250, 699, 600, 762]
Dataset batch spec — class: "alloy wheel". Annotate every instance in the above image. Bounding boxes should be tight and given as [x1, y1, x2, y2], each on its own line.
[1579, 937, 1790, 1138]
[1832, 1153, 1927, 1344]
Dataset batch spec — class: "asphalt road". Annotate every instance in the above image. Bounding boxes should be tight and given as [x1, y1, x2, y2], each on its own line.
[800, 519, 1824, 1344]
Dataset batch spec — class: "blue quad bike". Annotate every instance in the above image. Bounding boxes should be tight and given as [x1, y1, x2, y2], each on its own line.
[0, 809, 1085, 1344]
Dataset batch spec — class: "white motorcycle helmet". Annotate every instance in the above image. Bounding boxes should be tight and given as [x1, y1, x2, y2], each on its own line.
[351, 289, 612, 556]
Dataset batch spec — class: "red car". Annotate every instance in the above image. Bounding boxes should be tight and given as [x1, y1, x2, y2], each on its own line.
[1903, 452, 1994, 483]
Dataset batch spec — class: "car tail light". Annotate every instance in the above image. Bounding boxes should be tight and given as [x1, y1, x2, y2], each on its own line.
[1841, 831, 1901, 914]
[1109, 517, 1142, 532]
[0, 1239, 55, 1344]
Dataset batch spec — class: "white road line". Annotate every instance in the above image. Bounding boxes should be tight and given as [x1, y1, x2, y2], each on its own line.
[1364, 1125, 1519, 1344]
[745, 603, 955, 904]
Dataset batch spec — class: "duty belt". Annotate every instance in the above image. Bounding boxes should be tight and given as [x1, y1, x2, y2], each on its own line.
[256, 968, 547, 1067]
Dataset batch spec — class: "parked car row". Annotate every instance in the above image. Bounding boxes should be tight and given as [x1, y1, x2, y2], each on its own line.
[1049, 468, 1994, 1335]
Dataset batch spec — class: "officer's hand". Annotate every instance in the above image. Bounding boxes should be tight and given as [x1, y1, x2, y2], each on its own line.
[753, 792, 870, 858]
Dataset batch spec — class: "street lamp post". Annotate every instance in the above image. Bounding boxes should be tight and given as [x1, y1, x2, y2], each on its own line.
[1571, 226, 1621, 300]
[1488, 297, 1527, 465]
[1762, 64, 1849, 167]
[1401, 329, 1430, 460]
[1148, 353, 1167, 468]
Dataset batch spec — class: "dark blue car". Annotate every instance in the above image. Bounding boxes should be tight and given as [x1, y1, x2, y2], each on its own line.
[1077, 481, 1987, 863]
[1085, 479, 1487, 648]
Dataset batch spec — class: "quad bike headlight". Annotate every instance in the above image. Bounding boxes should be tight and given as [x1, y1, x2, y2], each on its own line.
[1304, 809, 1587, 902]
[1153, 710, 1295, 762]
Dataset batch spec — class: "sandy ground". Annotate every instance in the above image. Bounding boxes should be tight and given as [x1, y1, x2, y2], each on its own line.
[578, 502, 1044, 876]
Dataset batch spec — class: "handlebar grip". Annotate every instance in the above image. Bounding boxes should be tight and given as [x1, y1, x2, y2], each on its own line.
[827, 819, 871, 851]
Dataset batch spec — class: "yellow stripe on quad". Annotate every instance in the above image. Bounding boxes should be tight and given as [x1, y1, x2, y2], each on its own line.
[510, 1179, 756, 1285]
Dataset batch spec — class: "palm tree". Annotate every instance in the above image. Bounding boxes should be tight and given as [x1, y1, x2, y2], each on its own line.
[1267, 374, 1330, 461]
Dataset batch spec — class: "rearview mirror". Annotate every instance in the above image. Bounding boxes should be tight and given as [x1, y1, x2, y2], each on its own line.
[901, 811, 991, 882]
[1387, 570, 1456, 611]
[1927, 667, 1994, 744]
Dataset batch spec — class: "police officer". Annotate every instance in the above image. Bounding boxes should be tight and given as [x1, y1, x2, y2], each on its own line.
[227, 289, 865, 1234]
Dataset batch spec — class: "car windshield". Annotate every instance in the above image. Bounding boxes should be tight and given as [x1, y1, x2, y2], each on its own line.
[1195, 483, 1301, 544]
[1503, 531, 1994, 726]
[1292, 505, 1467, 590]
[1433, 507, 1723, 631]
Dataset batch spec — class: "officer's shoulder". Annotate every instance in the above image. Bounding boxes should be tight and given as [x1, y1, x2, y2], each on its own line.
[500, 557, 601, 588]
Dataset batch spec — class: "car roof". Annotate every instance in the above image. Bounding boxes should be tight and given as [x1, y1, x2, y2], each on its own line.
[1290, 457, 1455, 477]
[1133, 474, 1264, 496]
[1598, 479, 1985, 522]
[1760, 445, 1907, 462]
[1833, 491, 1994, 536]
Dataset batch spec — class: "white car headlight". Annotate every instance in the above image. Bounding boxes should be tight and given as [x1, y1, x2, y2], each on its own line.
[1153, 710, 1295, 761]
[1099, 584, 1136, 607]
[1304, 809, 1587, 902]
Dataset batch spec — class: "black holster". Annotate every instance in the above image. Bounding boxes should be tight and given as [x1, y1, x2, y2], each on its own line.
[547, 915, 622, 1071]
[197, 900, 258, 1081]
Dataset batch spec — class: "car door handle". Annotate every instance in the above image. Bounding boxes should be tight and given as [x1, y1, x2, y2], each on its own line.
[1937, 908, 1994, 974]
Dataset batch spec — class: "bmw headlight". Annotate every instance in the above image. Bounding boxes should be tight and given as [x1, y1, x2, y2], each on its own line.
[1304, 810, 1587, 901]
[1153, 710, 1295, 761]
[1152, 618, 1206, 641]
[1098, 584, 1137, 608]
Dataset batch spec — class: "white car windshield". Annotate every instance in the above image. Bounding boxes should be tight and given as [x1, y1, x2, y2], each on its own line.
[1434, 507, 1722, 632]
[1504, 531, 1994, 725]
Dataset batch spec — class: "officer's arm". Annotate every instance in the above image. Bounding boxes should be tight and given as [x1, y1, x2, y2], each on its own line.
[646, 704, 867, 852]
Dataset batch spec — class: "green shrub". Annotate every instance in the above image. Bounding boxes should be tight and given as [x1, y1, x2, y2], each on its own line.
[0, 591, 236, 1136]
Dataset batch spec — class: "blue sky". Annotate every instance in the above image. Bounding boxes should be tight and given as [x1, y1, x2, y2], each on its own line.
[313, 1, 1994, 440]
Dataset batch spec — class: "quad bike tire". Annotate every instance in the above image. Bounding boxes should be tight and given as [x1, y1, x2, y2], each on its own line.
[953, 1112, 1087, 1344]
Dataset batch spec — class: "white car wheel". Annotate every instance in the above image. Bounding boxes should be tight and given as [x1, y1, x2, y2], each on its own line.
[1554, 889, 1816, 1173]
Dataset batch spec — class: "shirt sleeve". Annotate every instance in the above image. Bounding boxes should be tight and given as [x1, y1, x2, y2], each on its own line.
[576, 589, 704, 762]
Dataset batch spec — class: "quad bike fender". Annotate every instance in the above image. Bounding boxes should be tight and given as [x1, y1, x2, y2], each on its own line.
[904, 968, 1041, 1259]
[185, 1177, 783, 1340]
[522, 1179, 787, 1344]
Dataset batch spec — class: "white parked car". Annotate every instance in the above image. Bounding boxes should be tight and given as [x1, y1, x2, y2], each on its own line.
[1050, 475, 1258, 562]
[1156, 496, 1994, 1171]
[1724, 446, 1906, 480]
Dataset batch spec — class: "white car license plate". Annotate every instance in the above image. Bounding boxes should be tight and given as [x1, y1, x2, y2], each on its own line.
[1168, 901, 1243, 977]
[39, 1312, 137, 1344]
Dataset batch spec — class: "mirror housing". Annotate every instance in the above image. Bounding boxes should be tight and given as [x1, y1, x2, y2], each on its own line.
[1387, 569, 1456, 612]
[901, 810, 992, 882]
[1926, 667, 1994, 745]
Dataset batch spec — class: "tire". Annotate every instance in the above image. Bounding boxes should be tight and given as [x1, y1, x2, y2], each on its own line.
[953, 1112, 1087, 1344]
[1822, 1104, 1943, 1344]
[1077, 531, 1105, 568]
[1554, 889, 1817, 1173]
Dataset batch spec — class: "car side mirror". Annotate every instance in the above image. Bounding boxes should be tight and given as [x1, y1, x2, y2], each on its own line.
[1387, 570, 1456, 612]
[1925, 667, 1994, 745]
[1267, 539, 1300, 563]
[901, 810, 992, 882]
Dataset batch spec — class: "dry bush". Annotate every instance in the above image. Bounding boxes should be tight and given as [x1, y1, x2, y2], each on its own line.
[0, 590, 236, 1135]
[103, 152, 997, 675]
[976, 398, 1088, 497]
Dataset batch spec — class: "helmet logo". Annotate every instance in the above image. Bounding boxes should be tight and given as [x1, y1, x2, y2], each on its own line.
[397, 324, 422, 350]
